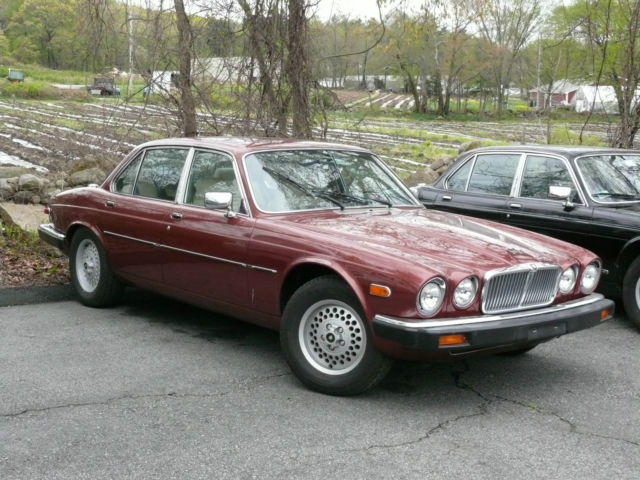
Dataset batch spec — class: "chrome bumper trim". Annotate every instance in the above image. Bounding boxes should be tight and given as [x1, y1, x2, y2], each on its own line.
[374, 293, 608, 329]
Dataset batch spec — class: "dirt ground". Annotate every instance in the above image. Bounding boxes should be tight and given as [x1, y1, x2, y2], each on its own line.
[0, 202, 69, 288]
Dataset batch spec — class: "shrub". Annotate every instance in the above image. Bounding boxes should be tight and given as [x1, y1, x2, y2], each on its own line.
[0, 79, 56, 99]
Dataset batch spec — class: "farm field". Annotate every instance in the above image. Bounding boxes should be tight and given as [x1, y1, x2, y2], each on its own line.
[0, 95, 618, 180]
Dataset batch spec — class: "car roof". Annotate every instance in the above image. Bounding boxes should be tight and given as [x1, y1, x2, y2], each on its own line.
[136, 137, 371, 156]
[464, 144, 640, 159]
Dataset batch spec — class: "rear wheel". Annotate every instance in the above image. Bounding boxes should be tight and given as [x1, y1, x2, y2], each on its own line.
[622, 257, 640, 330]
[280, 275, 392, 395]
[69, 228, 123, 307]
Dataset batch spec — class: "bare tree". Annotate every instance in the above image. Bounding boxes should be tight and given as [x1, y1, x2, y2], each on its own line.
[287, 0, 311, 137]
[472, 0, 541, 117]
[173, 0, 198, 137]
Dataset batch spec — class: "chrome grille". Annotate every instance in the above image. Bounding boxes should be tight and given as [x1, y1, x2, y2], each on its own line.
[482, 263, 561, 314]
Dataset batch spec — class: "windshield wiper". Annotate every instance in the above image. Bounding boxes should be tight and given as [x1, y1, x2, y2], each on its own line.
[325, 191, 392, 207]
[609, 193, 640, 200]
[262, 166, 345, 210]
[595, 192, 640, 200]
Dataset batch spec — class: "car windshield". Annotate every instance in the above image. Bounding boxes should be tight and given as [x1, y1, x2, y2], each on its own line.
[576, 154, 640, 203]
[244, 149, 417, 212]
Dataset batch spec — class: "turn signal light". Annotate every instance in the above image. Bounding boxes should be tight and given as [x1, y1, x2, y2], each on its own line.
[601, 309, 610, 320]
[438, 334, 468, 346]
[369, 284, 391, 298]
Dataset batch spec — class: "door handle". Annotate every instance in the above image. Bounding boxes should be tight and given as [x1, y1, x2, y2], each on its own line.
[442, 195, 452, 201]
[509, 203, 522, 209]
[105, 200, 115, 207]
[171, 211, 183, 220]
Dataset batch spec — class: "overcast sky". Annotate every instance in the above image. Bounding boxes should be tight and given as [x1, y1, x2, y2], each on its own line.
[312, 0, 423, 21]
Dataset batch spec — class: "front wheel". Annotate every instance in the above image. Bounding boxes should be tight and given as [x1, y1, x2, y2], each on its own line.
[280, 275, 392, 395]
[69, 228, 123, 307]
[622, 257, 640, 330]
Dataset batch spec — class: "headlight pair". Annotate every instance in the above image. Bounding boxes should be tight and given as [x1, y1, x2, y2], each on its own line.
[418, 276, 478, 316]
[558, 262, 601, 295]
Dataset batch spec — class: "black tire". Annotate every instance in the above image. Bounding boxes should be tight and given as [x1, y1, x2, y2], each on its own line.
[622, 257, 640, 330]
[69, 228, 123, 307]
[280, 275, 392, 396]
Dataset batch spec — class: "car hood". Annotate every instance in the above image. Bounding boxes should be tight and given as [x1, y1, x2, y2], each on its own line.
[280, 208, 584, 274]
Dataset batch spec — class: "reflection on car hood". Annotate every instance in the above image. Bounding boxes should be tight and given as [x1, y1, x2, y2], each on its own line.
[283, 208, 583, 273]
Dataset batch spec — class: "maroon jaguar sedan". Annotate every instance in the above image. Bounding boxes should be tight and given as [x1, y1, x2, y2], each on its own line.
[39, 138, 614, 395]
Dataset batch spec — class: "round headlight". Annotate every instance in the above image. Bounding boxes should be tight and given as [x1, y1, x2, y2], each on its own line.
[453, 277, 478, 309]
[580, 262, 601, 294]
[558, 266, 577, 294]
[418, 278, 446, 316]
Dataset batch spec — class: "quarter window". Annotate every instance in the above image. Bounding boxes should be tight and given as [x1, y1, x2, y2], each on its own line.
[113, 153, 142, 194]
[446, 160, 473, 191]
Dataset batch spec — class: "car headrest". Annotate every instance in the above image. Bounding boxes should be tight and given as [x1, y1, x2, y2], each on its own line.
[213, 167, 235, 182]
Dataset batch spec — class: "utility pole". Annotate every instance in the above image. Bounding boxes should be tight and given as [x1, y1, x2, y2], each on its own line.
[126, 0, 134, 96]
[536, 34, 541, 111]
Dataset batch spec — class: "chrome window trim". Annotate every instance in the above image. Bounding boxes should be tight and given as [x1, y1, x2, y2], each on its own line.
[443, 153, 476, 191]
[516, 152, 586, 205]
[463, 152, 523, 196]
[574, 152, 640, 206]
[373, 293, 606, 329]
[177, 147, 252, 218]
[103, 230, 276, 273]
[109, 146, 193, 203]
[109, 145, 252, 217]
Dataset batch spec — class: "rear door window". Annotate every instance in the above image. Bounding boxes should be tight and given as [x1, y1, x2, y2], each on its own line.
[467, 153, 521, 195]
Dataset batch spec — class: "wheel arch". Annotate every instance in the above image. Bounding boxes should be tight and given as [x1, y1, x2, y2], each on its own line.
[617, 236, 640, 282]
[280, 261, 369, 318]
[65, 222, 107, 252]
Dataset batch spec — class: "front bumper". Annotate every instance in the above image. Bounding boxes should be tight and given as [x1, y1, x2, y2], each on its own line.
[38, 223, 66, 251]
[372, 294, 614, 353]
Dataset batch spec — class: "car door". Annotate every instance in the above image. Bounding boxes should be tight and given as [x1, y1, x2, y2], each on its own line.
[100, 147, 190, 286]
[160, 149, 254, 309]
[505, 153, 597, 249]
[427, 152, 522, 223]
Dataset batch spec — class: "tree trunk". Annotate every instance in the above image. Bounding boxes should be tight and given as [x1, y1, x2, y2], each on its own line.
[287, 0, 311, 138]
[397, 56, 421, 113]
[174, 0, 197, 137]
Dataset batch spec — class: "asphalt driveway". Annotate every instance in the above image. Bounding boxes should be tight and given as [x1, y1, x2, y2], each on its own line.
[1, 288, 638, 479]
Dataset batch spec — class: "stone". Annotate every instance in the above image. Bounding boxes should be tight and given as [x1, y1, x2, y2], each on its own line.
[404, 167, 440, 187]
[430, 158, 445, 171]
[0, 166, 29, 178]
[458, 140, 484, 154]
[0, 178, 16, 200]
[13, 191, 40, 204]
[68, 167, 106, 187]
[18, 173, 44, 192]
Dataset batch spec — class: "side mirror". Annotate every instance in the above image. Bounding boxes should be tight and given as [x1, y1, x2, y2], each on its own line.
[204, 191, 236, 218]
[548, 185, 575, 211]
[548, 185, 571, 200]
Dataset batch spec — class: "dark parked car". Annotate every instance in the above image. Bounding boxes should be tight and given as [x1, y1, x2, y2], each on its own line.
[87, 77, 121, 96]
[39, 138, 613, 395]
[417, 145, 640, 329]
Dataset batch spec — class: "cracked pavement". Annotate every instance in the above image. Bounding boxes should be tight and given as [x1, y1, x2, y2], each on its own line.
[1, 290, 638, 479]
